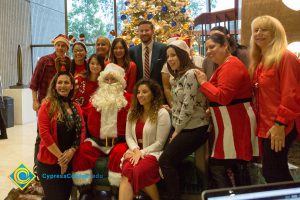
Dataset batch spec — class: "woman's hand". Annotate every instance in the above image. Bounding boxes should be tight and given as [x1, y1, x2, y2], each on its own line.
[194, 69, 207, 85]
[58, 148, 75, 166]
[124, 151, 134, 160]
[162, 104, 172, 112]
[169, 131, 178, 143]
[60, 164, 68, 174]
[130, 149, 143, 166]
[32, 99, 40, 112]
[266, 124, 285, 152]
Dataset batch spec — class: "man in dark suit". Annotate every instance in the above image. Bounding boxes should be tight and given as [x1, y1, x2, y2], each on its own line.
[129, 20, 166, 87]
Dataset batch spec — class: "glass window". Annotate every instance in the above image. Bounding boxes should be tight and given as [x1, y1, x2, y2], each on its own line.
[67, 0, 115, 57]
[188, 0, 207, 19]
[31, 0, 65, 70]
[211, 0, 234, 12]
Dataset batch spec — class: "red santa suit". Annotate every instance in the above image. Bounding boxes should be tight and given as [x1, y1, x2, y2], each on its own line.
[72, 63, 131, 187]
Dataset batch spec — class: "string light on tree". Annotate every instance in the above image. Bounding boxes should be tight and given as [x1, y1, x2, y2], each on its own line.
[120, 0, 194, 46]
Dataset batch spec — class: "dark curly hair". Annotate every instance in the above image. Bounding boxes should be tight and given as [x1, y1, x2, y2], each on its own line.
[128, 79, 163, 123]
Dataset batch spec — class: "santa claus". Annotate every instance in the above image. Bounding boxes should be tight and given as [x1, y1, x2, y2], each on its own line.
[72, 63, 131, 199]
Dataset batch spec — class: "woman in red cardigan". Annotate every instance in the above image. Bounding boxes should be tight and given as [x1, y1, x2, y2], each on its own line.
[249, 15, 300, 183]
[194, 34, 259, 188]
[109, 37, 137, 93]
[37, 70, 85, 200]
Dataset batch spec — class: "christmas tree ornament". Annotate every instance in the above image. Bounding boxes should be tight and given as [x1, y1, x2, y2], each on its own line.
[161, 5, 168, 13]
[147, 12, 153, 20]
[180, 6, 186, 13]
[171, 21, 177, 27]
[182, 23, 189, 30]
[124, 1, 130, 6]
[121, 14, 127, 21]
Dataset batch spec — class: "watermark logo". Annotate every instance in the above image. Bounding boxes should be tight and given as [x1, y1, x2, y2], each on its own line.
[9, 163, 36, 190]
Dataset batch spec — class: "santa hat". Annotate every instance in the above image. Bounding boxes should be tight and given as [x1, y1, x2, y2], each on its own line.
[98, 63, 126, 89]
[168, 39, 190, 56]
[52, 34, 70, 49]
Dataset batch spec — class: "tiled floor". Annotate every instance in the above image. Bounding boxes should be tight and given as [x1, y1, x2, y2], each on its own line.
[0, 122, 37, 199]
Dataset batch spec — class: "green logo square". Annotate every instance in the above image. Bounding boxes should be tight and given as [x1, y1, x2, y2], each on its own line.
[9, 163, 36, 190]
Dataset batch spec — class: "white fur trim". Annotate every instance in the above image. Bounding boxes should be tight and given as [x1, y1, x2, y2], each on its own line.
[98, 69, 126, 89]
[104, 63, 125, 76]
[100, 107, 118, 139]
[72, 169, 93, 186]
[108, 171, 121, 186]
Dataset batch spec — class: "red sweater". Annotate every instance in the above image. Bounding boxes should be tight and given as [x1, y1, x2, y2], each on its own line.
[252, 50, 300, 138]
[37, 101, 86, 164]
[74, 75, 98, 107]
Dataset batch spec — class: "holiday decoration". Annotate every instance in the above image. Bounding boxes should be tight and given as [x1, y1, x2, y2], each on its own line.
[110, 30, 117, 36]
[79, 33, 85, 42]
[121, 14, 127, 21]
[121, 0, 193, 45]
[68, 35, 76, 43]
[180, 6, 186, 13]
[147, 12, 153, 20]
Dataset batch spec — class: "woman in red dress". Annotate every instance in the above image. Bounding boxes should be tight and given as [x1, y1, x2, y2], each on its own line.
[109, 38, 137, 93]
[119, 79, 171, 200]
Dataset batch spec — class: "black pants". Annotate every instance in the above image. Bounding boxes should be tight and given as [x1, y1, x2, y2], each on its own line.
[34, 127, 40, 165]
[37, 161, 73, 200]
[209, 159, 251, 188]
[262, 125, 298, 183]
[0, 101, 7, 138]
[159, 125, 209, 200]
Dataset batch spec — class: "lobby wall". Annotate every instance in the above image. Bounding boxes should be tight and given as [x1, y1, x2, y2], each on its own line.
[241, 0, 300, 46]
[0, 0, 32, 88]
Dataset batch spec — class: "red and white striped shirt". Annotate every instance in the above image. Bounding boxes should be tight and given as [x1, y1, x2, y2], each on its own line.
[200, 56, 259, 160]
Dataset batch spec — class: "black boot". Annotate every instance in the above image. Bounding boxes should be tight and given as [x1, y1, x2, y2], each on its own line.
[0, 108, 7, 140]
[0, 131, 7, 139]
[110, 186, 119, 200]
[78, 184, 93, 200]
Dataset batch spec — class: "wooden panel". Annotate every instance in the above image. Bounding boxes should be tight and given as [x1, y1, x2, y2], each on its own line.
[241, 0, 300, 46]
[0, 0, 32, 88]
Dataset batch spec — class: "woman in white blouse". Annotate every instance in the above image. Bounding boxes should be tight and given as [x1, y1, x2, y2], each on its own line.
[119, 79, 171, 200]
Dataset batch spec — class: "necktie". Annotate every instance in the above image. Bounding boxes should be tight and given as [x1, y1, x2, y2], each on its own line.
[144, 46, 150, 79]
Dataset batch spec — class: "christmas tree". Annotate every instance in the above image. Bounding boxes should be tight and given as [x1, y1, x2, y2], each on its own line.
[120, 0, 193, 46]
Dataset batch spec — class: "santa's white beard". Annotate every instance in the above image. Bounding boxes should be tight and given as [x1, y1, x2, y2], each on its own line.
[92, 82, 127, 111]
[91, 82, 127, 139]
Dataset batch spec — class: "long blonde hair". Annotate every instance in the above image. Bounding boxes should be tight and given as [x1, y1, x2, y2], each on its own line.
[249, 15, 287, 77]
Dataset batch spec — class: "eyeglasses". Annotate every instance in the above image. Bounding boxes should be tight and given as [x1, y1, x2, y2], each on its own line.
[73, 49, 85, 54]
